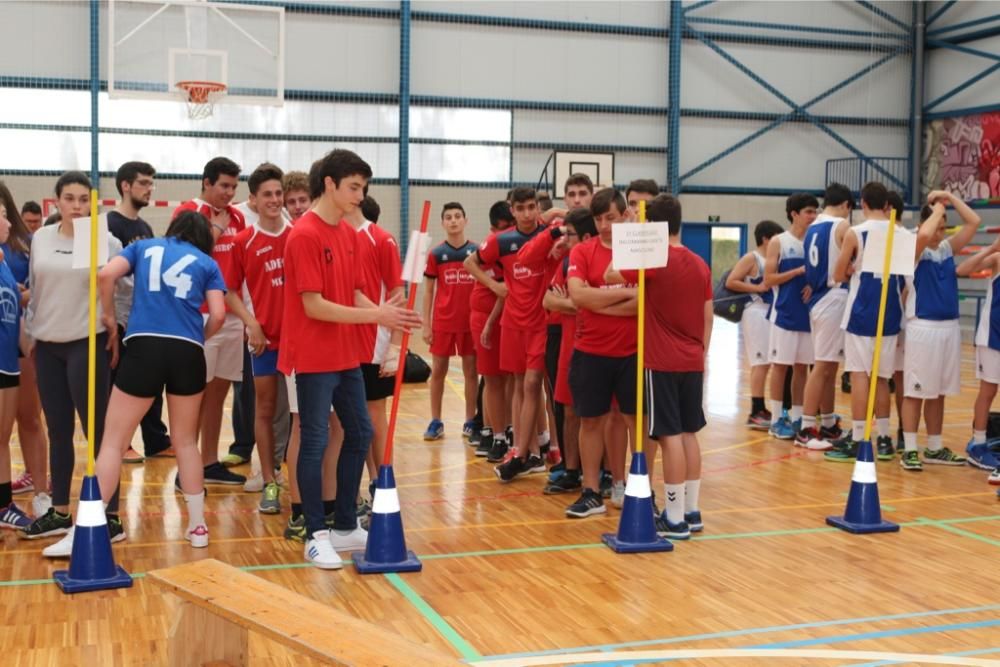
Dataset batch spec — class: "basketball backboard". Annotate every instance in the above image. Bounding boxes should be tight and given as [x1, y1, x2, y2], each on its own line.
[108, 0, 284, 106]
[553, 151, 615, 199]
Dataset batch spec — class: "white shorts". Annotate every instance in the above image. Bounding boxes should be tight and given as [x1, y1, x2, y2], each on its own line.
[769, 324, 814, 366]
[741, 303, 770, 367]
[203, 313, 244, 382]
[976, 346, 1000, 384]
[844, 332, 897, 379]
[284, 372, 334, 415]
[903, 319, 961, 399]
[809, 290, 846, 363]
[895, 328, 906, 373]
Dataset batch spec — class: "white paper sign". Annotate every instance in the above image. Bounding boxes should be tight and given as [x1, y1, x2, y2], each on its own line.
[860, 225, 916, 277]
[401, 230, 431, 284]
[71, 215, 109, 270]
[612, 222, 670, 270]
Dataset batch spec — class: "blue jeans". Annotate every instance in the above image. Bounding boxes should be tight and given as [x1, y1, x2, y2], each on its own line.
[296, 368, 373, 537]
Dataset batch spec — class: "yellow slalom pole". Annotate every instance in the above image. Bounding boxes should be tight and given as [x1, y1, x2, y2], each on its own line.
[861, 208, 897, 443]
[634, 200, 647, 455]
[86, 190, 98, 476]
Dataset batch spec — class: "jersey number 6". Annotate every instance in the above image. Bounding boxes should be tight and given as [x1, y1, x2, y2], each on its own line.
[144, 246, 196, 299]
[807, 236, 820, 268]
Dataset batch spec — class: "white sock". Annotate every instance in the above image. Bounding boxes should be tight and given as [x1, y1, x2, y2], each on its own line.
[771, 400, 784, 419]
[876, 418, 890, 438]
[852, 422, 865, 441]
[684, 479, 701, 514]
[184, 492, 205, 531]
[903, 432, 918, 452]
[973, 429, 987, 445]
[789, 405, 803, 422]
[537, 431, 550, 447]
[927, 434, 943, 452]
[821, 413, 836, 428]
[801, 415, 817, 430]
[663, 483, 684, 524]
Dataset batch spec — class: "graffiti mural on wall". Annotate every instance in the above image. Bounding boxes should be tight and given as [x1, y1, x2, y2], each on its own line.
[923, 111, 1000, 203]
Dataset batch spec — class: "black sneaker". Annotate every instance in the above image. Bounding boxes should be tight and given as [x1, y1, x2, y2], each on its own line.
[505, 425, 514, 445]
[524, 454, 546, 474]
[20, 508, 72, 539]
[899, 450, 922, 471]
[544, 469, 581, 494]
[654, 513, 690, 539]
[824, 436, 858, 462]
[494, 456, 527, 483]
[107, 514, 127, 543]
[599, 470, 613, 498]
[475, 428, 494, 457]
[204, 461, 247, 485]
[485, 436, 509, 463]
[565, 488, 606, 518]
[684, 511, 704, 532]
[876, 435, 895, 461]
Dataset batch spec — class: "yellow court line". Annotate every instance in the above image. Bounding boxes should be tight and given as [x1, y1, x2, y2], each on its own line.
[701, 435, 771, 455]
[445, 375, 467, 401]
[395, 458, 479, 479]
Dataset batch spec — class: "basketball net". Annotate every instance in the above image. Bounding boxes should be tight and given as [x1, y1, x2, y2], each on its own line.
[176, 81, 227, 120]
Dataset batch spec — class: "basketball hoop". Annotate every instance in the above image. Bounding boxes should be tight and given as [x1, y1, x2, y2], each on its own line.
[176, 81, 227, 120]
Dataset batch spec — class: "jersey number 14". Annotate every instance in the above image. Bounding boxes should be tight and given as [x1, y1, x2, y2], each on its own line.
[144, 246, 196, 299]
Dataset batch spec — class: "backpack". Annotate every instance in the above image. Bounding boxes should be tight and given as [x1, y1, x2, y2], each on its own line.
[403, 351, 431, 383]
[712, 269, 752, 323]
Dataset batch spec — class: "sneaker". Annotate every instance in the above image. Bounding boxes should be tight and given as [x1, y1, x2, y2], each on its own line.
[32, 492, 52, 518]
[524, 454, 546, 474]
[543, 469, 581, 494]
[220, 453, 249, 467]
[11, 472, 33, 495]
[0, 503, 31, 530]
[824, 436, 859, 462]
[806, 433, 834, 451]
[769, 416, 795, 440]
[820, 421, 844, 441]
[565, 488, 606, 518]
[610, 481, 626, 509]
[545, 446, 562, 466]
[965, 439, 1000, 471]
[876, 435, 895, 461]
[204, 462, 246, 485]
[900, 450, 922, 471]
[468, 428, 482, 446]
[988, 468, 1000, 485]
[108, 515, 125, 543]
[40, 519, 123, 557]
[243, 470, 264, 493]
[923, 447, 967, 466]
[328, 526, 368, 552]
[599, 470, 613, 498]
[305, 530, 343, 569]
[123, 447, 144, 463]
[258, 482, 281, 515]
[356, 498, 372, 531]
[654, 513, 691, 539]
[186, 524, 209, 548]
[746, 409, 772, 431]
[485, 437, 510, 463]
[462, 420, 477, 442]
[794, 427, 819, 448]
[548, 461, 566, 481]
[284, 515, 306, 543]
[423, 419, 444, 441]
[684, 511, 704, 532]
[475, 428, 494, 457]
[19, 507, 71, 539]
[494, 456, 527, 483]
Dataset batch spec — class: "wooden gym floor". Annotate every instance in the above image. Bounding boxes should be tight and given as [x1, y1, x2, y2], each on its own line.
[2, 320, 999, 666]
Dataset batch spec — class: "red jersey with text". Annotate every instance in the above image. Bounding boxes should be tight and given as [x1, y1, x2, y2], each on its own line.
[478, 222, 552, 331]
[425, 240, 477, 333]
[567, 238, 637, 357]
[278, 212, 366, 374]
[225, 222, 291, 351]
[356, 221, 403, 364]
[174, 198, 246, 313]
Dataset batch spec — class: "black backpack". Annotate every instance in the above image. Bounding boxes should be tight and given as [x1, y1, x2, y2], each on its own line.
[712, 269, 752, 323]
[403, 351, 431, 383]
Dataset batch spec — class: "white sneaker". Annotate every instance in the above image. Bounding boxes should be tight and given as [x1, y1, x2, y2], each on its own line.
[186, 525, 209, 548]
[305, 530, 343, 569]
[32, 492, 52, 518]
[328, 526, 368, 552]
[275, 468, 286, 486]
[611, 481, 626, 509]
[243, 471, 263, 493]
[42, 527, 75, 558]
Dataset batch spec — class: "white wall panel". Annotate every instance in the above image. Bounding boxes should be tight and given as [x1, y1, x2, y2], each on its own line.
[512, 148, 666, 193]
[513, 110, 666, 147]
[688, 0, 911, 33]
[924, 36, 1000, 113]
[1, 1, 90, 79]
[412, 2, 669, 28]
[286, 14, 398, 93]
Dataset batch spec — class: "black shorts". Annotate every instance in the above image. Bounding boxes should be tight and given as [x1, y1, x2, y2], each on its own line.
[569, 349, 637, 418]
[0, 372, 19, 389]
[545, 323, 561, 390]
[361, 363, 396, 401]
[115, 336, 207, 398]
[646, 370, 706, 437]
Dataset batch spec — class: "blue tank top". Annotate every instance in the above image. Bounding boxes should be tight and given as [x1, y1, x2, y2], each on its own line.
[0, 258, 21, 376]
[769, 231, 810, 332]
[803, 215, 846, 309]
[0, 243, 29, 286]
[843, 220, 903, 337]
[909, 243, 959, 321]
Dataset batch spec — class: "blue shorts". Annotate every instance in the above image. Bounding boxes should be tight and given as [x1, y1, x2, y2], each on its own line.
[251, 348, 280, 377]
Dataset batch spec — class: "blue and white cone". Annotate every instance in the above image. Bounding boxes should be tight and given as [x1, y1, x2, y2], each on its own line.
[54, 475, 132, 593]
[826, 440, 899, 534]
[353, 465, 422, 573]
[602, 452, 673, 553]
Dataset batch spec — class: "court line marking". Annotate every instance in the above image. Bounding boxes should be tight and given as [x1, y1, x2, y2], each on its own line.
[385, 572, 482, 661]
[846, 646, 1000, 667]
[701, 435, 772, 455]
[916, 516, 1000, 548]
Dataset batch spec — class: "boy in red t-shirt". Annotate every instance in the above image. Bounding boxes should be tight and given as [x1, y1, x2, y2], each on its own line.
[278, 149, 421, 570]
[608, 194, 713, 541]
[422, 203, 479, 441]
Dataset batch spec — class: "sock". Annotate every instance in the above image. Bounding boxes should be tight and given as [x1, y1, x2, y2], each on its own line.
[184, 492, 205, 531]
[821, 413, 836, 428]
[770, 400, 783, 419]
[876, 418, 889, 438]
[789, 405, 803, 422]
[852, 422, 865, 441]
[0, 482, 11, 508]
[801, 415, 817, 431]
[663, 483, 684, 524]
[323, 500, 335, 516]
[927, 434, 943, 452]
[537, 431, 549, 447]
[903, 432, 918, 452]
[684, 479, 701, 514]
[291, 502, 303, 520]
[973, 430, 986, 445]
[751, 397, 765, 414]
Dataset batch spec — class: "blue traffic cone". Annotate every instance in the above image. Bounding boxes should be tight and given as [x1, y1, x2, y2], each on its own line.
[54, 476, 132, 593]
[602, 452, 673, 553]
[353, 465, 421, 573]
[826, 440, 899, 534]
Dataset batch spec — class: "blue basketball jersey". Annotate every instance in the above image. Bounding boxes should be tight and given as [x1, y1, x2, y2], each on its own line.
[803, 214, 847, 309]
[0, 243, 29, 286]
[769, 231, 810, 332]
[746, 251, 772, 306]
[0, 258, 21, 376]
[120, 237, 226, 346]
[842, 220, 904, 337]
[907, 243, 959, 321]
[975, 271, 1000, 351]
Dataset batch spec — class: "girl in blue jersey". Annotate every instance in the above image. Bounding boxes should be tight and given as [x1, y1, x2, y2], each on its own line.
[0, 186, 31, 530]
[53, 211, 226, 554]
